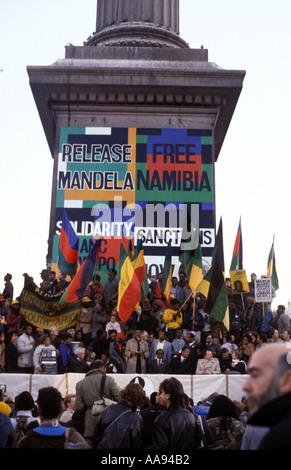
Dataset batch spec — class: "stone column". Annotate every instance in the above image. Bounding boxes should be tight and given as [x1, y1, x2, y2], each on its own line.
[96, 0, 179, 33]
[87, 0, 187, 48]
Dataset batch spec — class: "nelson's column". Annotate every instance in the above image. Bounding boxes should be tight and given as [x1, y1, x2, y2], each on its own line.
[27, 0, 245, 280]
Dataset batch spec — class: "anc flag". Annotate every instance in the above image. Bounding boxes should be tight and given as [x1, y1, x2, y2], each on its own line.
[117, 244, 141, 323]
[162, 240, 172, 307]
[205, 260, 229, 330]
[188, 243, 203, 292]
[212, 217, 225, 274]
[230, 217, 243, 271]
[196, 217, 224, 299]
[59, 238, 101, 303]
[196, 265, 213, 299]
[267, 236, 279, 291]
[58, 210, 79, 275]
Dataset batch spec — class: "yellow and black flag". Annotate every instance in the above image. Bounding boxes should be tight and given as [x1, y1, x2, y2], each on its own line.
[205, 260, 229, 331]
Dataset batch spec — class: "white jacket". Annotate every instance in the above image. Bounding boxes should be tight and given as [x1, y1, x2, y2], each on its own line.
[17, 333, 35, 368]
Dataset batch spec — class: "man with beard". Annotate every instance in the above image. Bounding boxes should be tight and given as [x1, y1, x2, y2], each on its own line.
[243, 343, 291, 449]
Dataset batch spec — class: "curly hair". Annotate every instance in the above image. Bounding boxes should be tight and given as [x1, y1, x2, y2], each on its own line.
[207, 394, 239, 431]
[119, 383, 146, 410]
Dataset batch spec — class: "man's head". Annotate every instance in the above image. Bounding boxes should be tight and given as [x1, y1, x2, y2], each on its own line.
[243, 343, 291, 416]
[153, 300, 163, 312]
[203, 349, 213, 361]
[277, 305, 286, 315]
[175, 328, 183, 339]
[49, 326, 59, 337]
[76, 347, 86, 360]
[37, 387, 63, 421]
[220, 348, 230, 360]
[181, 346, 191, 359]
[205, 334, 212, 344]
[158, 330, 166, 342]
[172, 277, 178, 287]
[108, 268, 117, 278]
[134, 329, 141, 341]
[24, 325, 33, 336]
[156, 349, 164, 360]
[186, 332, 195, 344]
[157, 377, 185, 409]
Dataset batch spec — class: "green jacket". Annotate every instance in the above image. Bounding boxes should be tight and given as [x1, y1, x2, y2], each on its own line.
[75, 369, 121, 438]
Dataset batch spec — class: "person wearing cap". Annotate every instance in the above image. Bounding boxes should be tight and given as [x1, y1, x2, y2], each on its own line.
[0, 390, 14, 448]
[77, 296, 93, 348]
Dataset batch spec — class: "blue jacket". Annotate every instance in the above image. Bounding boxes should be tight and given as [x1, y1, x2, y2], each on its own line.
[58, 342, 74, 372]
[149, 339, 172, 364]
[0, 412, 14, 448]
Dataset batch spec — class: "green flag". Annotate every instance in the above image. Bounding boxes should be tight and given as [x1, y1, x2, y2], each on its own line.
[267, 236, 279, 291]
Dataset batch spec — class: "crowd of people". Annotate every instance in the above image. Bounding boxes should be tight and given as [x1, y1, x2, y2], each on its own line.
[0, 269, 289, 377]
[1, 269, 291, 450]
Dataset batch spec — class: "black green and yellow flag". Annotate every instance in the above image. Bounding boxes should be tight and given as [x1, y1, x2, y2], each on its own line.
[205, 260, 229, 330]
[267, 236, 279, 291]
[162, 240, 172, 307]
[188, 243, 203, 292]
[212, 217, 225, 275]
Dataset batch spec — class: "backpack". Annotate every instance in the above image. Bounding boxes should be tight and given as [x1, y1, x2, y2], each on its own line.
[13, 416, 28, 446]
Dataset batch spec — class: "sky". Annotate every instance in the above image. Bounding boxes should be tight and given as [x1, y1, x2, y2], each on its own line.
[0, 0, 290, 311]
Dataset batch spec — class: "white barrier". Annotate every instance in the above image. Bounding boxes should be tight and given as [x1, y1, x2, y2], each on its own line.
[0, 373, 248, 404]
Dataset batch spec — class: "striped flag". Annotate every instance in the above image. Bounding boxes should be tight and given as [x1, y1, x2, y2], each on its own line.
[230, 217, 243, 271]
[132, 239, 146, 283]
[162, 240, 172, 307]
[212, 217, 225, 274]
[205, 260, 229, 330]
[188, 243, 203, 292]
[267, 236, 279, 291]
[117, 244, 141, 323]
[58, 210, 79, 275]
[59, 238, 101, 304]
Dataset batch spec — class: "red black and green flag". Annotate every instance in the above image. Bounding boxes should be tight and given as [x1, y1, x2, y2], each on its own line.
[230, 217, 243, 271]
[58, 209, 79, 276]
[59, 238, 101, 304]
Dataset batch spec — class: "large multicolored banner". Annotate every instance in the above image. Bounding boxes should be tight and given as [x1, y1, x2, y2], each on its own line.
[50, 127, 215, 282]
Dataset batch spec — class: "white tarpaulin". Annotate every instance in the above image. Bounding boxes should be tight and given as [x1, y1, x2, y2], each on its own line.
[0, 373, 247, 404]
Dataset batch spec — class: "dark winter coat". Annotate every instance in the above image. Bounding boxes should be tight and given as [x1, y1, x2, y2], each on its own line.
[92, 399, 143, 449]
[152, 406, 197, 450]
[248, 392, 291, 449]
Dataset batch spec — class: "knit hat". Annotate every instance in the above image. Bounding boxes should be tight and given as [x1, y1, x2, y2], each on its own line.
[154, 300, 163, 308]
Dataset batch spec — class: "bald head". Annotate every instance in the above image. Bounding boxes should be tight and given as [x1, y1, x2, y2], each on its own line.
[243, 343, 291, 416]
